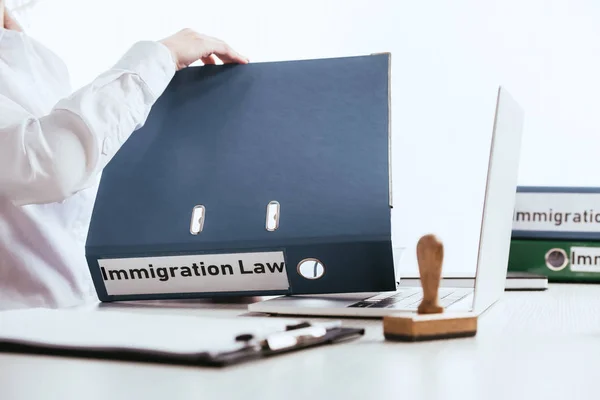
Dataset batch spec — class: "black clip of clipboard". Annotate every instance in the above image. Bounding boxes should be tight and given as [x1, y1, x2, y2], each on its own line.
[208, 321, 365, 367]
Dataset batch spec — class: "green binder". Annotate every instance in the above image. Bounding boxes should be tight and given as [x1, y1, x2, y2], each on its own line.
[509, 186, 600, 282]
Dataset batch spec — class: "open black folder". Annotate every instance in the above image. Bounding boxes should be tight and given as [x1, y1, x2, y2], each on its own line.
[0, 309, 364, 367]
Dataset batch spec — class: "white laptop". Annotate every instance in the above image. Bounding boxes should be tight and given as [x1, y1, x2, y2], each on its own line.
[248, 86, 525, 318]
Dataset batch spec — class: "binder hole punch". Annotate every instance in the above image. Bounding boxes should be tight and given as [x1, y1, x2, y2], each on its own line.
[266, 201, 280, 231]
[545, 248, 568, 271]
[189, 205, 206, 235]
[297, 258, 325, 280]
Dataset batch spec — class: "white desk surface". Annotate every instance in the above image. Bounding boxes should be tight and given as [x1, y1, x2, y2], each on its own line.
[2, 283, 600, 400]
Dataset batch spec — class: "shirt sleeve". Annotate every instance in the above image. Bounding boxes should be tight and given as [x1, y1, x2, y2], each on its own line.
[0, 40, 176, 206]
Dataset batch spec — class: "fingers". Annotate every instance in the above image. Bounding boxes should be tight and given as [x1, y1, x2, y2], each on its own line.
[160, 29, 249, 70]
[200, 54, 217, 65]
[216, 49, 249, 64]
[221, 46, 250, 64]
[208, 37, 249, 65]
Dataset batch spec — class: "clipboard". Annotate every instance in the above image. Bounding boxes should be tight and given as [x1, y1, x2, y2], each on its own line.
[0, 309, 364, 367]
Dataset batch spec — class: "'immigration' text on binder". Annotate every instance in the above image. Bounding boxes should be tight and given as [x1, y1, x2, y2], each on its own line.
[513, 192, 600, 232]
[97, 251, 289, 295]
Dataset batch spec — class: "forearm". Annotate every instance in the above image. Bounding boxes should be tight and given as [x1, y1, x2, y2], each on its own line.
[0, 41, 176, 205]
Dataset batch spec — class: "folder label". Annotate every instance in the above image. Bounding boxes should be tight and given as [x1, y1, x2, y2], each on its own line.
[513, 192, 600, 232]
[97, 251, 289, 295]
[569, 246, 600, 273]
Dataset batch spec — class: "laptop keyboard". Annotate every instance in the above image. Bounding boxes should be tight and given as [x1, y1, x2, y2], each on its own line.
[347, 288, 472, 310]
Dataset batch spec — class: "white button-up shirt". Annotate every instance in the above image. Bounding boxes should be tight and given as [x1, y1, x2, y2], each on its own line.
[0, 27, 176, 310]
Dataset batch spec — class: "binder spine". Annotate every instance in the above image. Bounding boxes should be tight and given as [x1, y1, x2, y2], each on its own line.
[508, 239, 600, 282]
[86, 238, 396, 302]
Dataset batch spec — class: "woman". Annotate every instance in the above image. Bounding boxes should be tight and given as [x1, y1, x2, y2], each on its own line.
[0, 1, 248, 310]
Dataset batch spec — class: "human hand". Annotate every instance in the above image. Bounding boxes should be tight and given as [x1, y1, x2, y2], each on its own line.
[159, 28, 248, 70]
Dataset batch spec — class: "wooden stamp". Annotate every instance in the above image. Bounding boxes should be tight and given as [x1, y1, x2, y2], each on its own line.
[383, 234, 477, 341]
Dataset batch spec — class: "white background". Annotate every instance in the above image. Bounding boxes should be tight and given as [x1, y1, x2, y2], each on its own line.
[9, 0, 600, 276]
